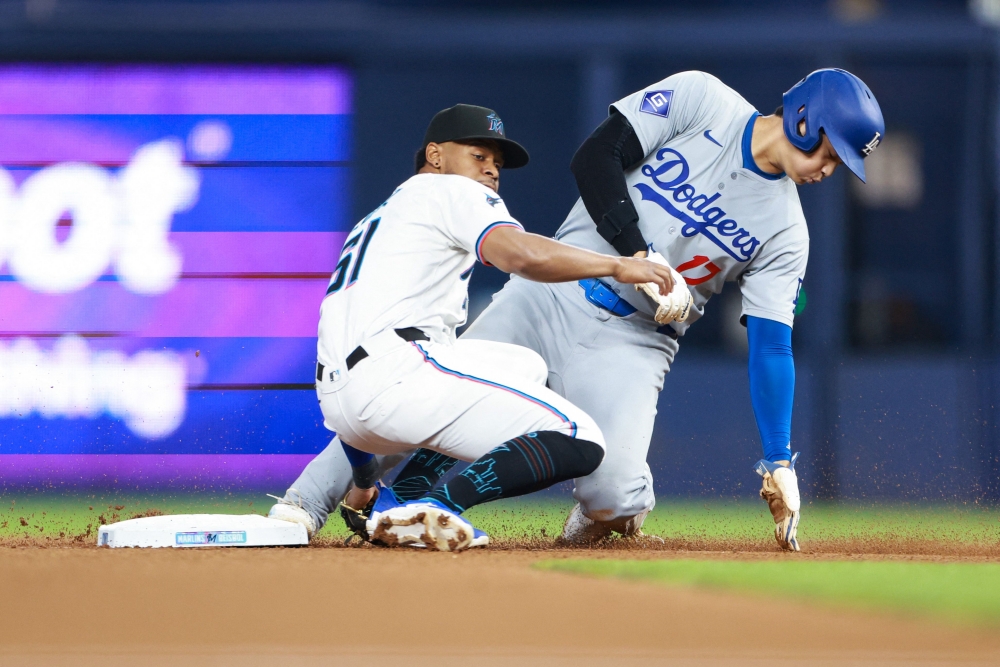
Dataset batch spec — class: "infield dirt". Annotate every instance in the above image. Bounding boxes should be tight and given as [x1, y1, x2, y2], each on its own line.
[1, 543, 999, 666]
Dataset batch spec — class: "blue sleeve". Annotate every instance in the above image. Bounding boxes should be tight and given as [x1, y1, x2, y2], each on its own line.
[746, 316, 794, 463]
[341, 440, 375, 467]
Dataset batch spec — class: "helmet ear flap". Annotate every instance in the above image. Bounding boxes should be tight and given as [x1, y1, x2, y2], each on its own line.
[781, 82, 823, 153]
[782, 90, 820, 153]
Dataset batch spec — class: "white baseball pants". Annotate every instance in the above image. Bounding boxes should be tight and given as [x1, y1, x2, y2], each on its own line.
[318, 331, 604, 462]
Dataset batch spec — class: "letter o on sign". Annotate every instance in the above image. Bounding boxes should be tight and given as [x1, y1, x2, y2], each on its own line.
[9, 164, 117, 293]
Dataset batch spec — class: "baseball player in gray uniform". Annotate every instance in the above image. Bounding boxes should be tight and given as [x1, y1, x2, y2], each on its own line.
[270, 69, 884, 552]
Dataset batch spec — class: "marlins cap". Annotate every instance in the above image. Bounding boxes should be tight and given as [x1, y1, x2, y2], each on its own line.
[417, 104, 530, 170]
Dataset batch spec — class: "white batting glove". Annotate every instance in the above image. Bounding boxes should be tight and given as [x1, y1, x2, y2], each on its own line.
[754, 452, 801, 552]
[635, 252, 693, 325]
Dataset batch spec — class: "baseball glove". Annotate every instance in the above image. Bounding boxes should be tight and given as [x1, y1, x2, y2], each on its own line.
[636, 251, 693, 324]
[339, 491, 377, 545]
[754, 452, 801, 552]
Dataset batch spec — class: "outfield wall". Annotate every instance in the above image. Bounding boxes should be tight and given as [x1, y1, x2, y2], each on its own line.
[652, 356, 995, 502]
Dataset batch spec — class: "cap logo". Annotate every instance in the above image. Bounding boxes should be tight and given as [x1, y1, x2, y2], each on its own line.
[487, 112, 504, 136]
[861, 132, 881, 157]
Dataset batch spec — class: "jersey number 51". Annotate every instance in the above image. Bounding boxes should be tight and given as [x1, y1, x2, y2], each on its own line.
[326, 217, 380, 295]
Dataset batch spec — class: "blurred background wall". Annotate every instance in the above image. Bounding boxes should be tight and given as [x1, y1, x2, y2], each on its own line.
[0, 0, 998, 501]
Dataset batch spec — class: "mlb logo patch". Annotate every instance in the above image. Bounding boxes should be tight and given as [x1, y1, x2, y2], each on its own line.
[640, 90, 673, 118]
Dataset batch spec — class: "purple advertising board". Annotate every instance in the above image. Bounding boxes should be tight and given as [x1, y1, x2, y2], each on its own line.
[0, 64, 352, 490]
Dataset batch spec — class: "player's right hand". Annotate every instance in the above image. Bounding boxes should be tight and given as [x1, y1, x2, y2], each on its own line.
[627, 252, 693, 324]
[611, 256, 675, 295]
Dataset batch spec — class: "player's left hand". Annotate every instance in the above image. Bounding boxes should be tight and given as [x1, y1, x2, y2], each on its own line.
[754, 453, 801, 552]
[339, 485, 378, 544]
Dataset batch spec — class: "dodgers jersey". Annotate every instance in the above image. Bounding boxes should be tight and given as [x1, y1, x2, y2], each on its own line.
[556, 70, 809, 333]
[317, 173, 521, 367]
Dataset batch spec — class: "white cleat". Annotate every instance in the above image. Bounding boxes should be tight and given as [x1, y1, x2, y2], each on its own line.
[267, 493, 317, 539]
[369, 502, 477, 552]
[557, 503, 613, 545]
[557, 504, 661, 545]
[755, 453, 802, 552]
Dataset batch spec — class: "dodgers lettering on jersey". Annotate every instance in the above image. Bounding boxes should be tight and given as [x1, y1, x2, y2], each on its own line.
[317, 173, 522, 367]
[555, 71, 809, 333]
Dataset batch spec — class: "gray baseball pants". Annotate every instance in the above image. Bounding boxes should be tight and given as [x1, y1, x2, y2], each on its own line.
[279, 276, 677, 528]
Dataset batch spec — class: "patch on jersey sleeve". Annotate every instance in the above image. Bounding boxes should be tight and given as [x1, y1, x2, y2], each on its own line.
[485, 193, 502, 207]
[640, 90, 673, 118]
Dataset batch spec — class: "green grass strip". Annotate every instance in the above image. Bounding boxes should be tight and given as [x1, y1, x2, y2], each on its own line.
[2, 493, 1000, 544]
[638, 502, 1000, 543]
[0, 493, 264, 539]
[537, 558, 1000, 626]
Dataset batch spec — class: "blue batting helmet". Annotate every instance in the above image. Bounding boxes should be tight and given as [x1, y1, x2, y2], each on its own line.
[782, 68, 885, 182]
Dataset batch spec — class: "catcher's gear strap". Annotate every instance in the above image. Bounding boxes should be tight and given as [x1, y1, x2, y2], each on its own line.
[747, 316, 794, 463]
[571, 111, 648, 257]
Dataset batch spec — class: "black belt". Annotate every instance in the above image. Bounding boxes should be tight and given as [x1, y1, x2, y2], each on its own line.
[317, 327, 430, 381]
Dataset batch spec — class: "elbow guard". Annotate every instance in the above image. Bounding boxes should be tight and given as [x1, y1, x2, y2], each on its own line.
[596, 198, 647, 257]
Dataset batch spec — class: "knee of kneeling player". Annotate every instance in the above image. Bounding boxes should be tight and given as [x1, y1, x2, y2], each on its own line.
[574, 439, 605, 478]
[571, 414, 606, 452]
[535, 431, 605, 479]
[573, 467, 655, 522]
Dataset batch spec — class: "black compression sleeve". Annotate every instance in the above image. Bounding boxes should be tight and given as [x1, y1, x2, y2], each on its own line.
[426, 432, 604, 513]
[570, 111, 649, 257]
[390, 449, 460, 501]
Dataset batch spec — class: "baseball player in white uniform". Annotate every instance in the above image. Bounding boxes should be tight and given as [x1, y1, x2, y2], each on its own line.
[271, 70, 883, 552]
[296, 104, 681, 551]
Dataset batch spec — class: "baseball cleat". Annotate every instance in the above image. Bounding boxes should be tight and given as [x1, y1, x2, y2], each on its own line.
[469, 527, 490, 548]
[557, 504, 661, 545]
[755, 452, 801, 552]
[368, 499, 481, 552]
[556, 503, 613, 545]
[266, 489, 317, 538]
[364, 481, 404, 520]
